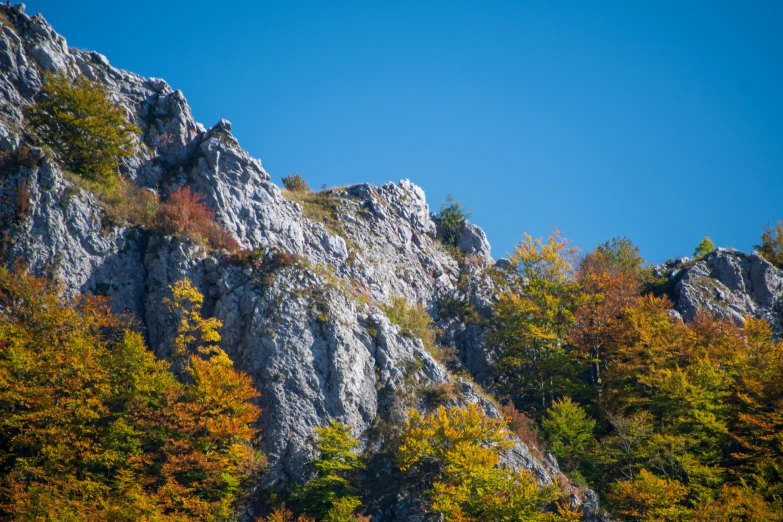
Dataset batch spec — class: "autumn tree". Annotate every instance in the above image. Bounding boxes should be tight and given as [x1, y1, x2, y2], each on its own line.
[0, 269, 262, 520]
[263, 505, 315, 522]
[157, 277, 264, 519]
[396, 404, 576, 521]
[755, 220, 783, 268]
[608, 469, 689, 521]
[24, 73, 139, 185]
[582, 295, 783, 517]
[490, 228, 589, 415]
[570, 237, 646, 392]
[296, 421, 366, 520]
[692, 485, 782, 521]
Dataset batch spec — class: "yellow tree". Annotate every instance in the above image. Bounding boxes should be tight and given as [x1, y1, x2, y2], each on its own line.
[0, 269, 263, 520]
[396, 404, 576, 521]
[724, 318, 783, 507]
[164, 278, 226, 366]
[158, 278, 264, 519]
[608, 469, 689, 521]
[490, 228, 591, 414]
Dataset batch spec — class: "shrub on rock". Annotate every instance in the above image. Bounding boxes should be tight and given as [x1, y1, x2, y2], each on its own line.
[24, 74, 139, 186]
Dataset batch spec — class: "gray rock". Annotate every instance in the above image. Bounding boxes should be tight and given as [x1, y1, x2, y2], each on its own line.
[672, 249, 783, 332]
[0, 5, 598, 518]
[457, 221, 492, 260]
[148, 77, 169, 93]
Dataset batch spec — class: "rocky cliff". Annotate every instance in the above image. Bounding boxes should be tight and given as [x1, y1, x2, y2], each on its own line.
[657, 249, 783, 332]
[0, 4, 574, 520]
[3, 4, 783, 520]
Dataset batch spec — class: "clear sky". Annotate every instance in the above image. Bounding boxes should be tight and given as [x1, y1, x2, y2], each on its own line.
[24, 0, 783, 263]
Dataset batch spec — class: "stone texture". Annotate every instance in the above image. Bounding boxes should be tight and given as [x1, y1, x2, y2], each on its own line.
[0, 4, 609, 519]
[666, 249, 783, 332]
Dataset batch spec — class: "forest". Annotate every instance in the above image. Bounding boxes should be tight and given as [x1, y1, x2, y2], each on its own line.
[2, 223, 782, 521]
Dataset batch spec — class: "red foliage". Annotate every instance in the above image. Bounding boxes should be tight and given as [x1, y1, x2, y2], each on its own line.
[501, 402, 543, 457]
[154, 186, 239, 252]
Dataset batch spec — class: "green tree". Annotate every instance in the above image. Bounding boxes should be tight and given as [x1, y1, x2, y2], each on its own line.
[541, 397, 596, 473]
[693, 236, 716, 258]
[755, 220, 783, 268]
[589, 236, 649, 277]
[24, 73, 139, 185]
[297, 421, 365, 520]
[489, 228, 591, 415]
[396, 404, 577, 522]
[436, 195, 471, 246]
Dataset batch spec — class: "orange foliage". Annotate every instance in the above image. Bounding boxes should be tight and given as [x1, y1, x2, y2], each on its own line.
[154, 185, 240, 252]
[0, 268, 262, 519]
[501, 402, 543, 457]
[608, 469, 689, 520]
[261, 505, 315, 521]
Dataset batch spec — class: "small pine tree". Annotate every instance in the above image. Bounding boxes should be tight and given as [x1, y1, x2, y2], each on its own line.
[693, 236, 715, 258]
[436, 195, 471, 246]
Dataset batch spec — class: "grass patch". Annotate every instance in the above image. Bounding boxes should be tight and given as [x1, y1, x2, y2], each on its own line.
[437, 297, 483, 325]
[383, 296, 436, 349]
[282, 187, 346, 236]
[382, 296, 458, 366]
[0, 9, 17, 33]
[417, 382, 461, 408]
[0, 144, 40, 173]
[63, 173, 159, 230]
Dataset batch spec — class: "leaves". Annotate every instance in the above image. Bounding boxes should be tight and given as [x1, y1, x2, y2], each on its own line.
[296, 421, 365, 520]
[396, 404, 570, 521]
[755, 220, 783, 268]
[489, 232, 783, 519]
[541, 397, 596, 472]
[0, 269, 262, 520]
[24, 73, 139, 185]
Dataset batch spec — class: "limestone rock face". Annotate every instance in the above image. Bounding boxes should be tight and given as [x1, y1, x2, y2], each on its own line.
[667, 249, 783, 332]
[14, 5, 783, 519]
[0, 5, 572, 515]
[457, 221, 492, 261]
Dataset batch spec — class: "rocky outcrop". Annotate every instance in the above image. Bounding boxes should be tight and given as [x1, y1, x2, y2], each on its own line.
[0, 5, 580, 518]
[661, 249, 783, 332]
[15, 5, 782, 519]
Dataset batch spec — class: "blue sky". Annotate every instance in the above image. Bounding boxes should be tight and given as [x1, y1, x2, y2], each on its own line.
[25, 1, 783, 263]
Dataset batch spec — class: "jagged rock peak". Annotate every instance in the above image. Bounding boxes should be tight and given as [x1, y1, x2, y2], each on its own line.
[0, 6, 577, 519]
[664, 248, 783, 332]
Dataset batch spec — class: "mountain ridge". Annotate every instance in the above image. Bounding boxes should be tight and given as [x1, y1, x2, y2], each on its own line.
[2, 3, 783, 520]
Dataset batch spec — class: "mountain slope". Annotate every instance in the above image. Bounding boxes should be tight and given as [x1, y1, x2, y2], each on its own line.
[0, 4, 588, 520]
